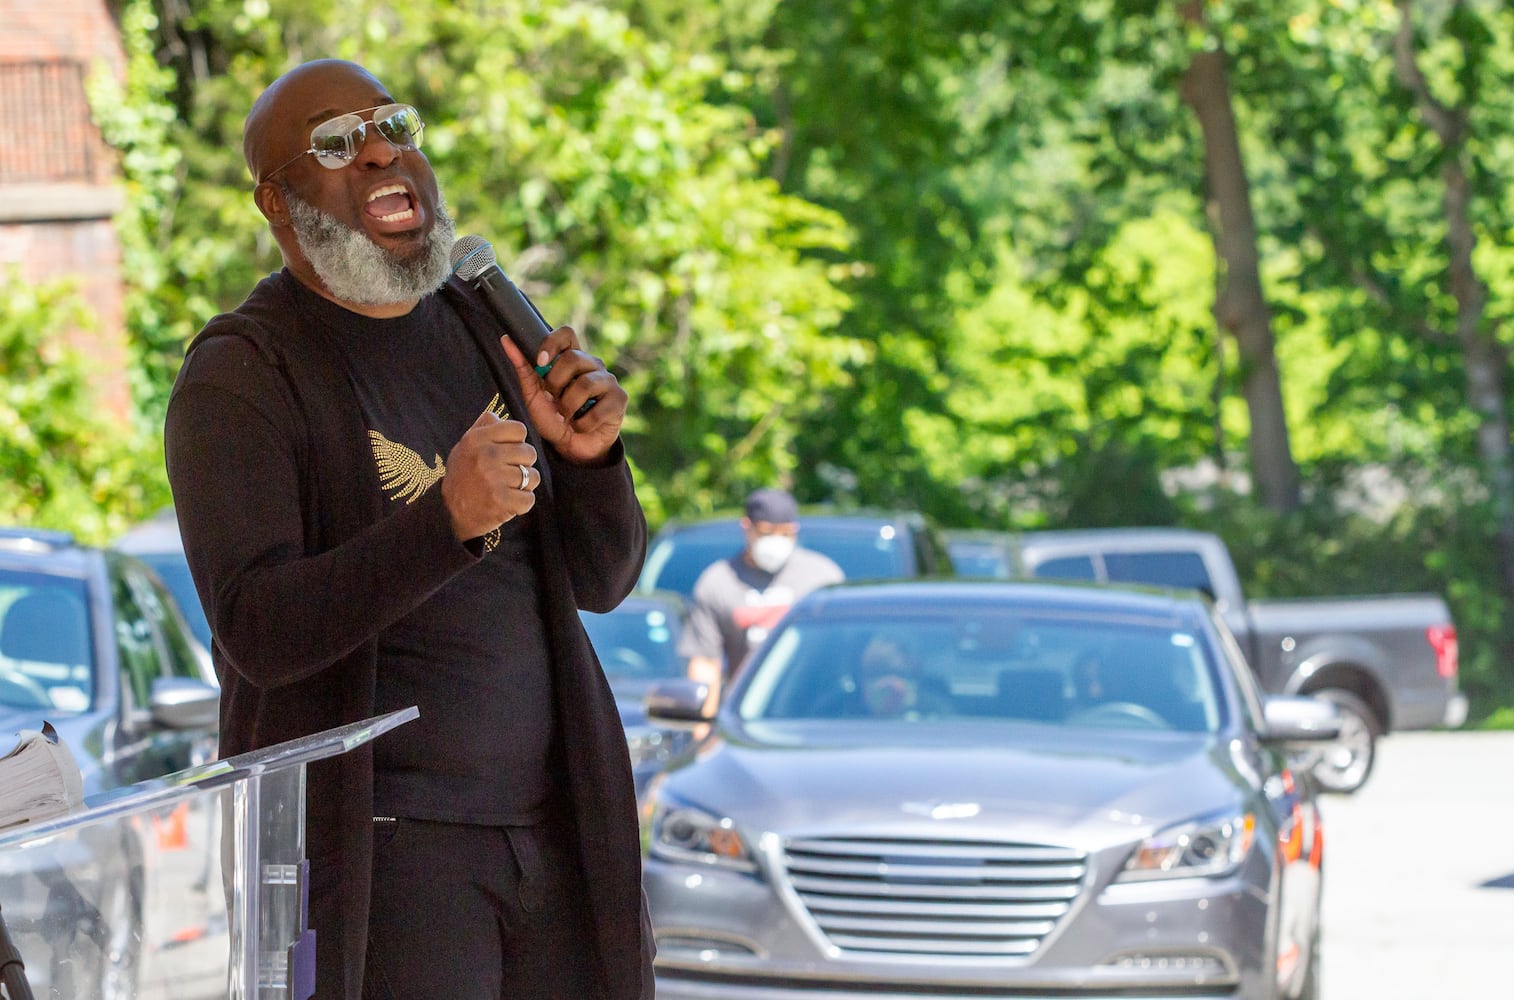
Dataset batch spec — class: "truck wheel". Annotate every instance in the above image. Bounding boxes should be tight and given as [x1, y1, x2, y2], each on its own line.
[1309, 688, 1379, 794]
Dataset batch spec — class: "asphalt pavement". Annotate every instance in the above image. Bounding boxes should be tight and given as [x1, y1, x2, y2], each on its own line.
[1319, 729, 1514, 999]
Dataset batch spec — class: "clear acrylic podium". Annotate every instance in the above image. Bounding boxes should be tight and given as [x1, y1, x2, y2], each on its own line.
[0, 707, 417, 1000]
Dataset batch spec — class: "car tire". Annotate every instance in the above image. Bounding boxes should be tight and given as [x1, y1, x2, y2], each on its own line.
[1308, 688, 1378, 795]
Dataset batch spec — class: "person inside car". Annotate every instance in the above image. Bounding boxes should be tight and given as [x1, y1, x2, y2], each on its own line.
[855, 635, 953, 719]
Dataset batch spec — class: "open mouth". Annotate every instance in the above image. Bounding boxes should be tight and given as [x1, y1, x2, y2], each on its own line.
[365, 183, 416, 224]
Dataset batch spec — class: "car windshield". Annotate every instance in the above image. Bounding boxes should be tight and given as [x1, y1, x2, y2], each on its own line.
[733, 610, 1225, 734]
[134, 551, 211, 650]
[0, 572, 94, 712]
[580, 603, 685, 683]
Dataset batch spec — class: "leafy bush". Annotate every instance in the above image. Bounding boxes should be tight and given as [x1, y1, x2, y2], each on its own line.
[0, 270, 169, 544]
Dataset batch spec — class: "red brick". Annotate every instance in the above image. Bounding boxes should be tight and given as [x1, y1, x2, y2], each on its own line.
[0, 0, 130, 419]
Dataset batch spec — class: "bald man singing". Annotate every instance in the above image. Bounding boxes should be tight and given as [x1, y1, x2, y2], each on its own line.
[165, 59, 653, 999]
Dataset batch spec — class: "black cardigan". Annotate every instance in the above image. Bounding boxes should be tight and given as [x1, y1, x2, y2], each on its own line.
[164, 270, 653, 999]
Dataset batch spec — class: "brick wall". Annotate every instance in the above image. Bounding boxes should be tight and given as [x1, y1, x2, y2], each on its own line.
[0, 0, 130, 418]
[0, 0, 126, 71]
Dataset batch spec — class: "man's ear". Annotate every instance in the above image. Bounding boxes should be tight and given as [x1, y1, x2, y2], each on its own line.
[254, 181, 290, 227]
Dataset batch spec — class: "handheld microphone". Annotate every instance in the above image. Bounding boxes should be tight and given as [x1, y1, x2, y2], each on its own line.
[450, 235, 598, 418]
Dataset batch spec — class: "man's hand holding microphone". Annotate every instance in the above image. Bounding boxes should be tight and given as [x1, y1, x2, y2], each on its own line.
[442, 235, 629, 542]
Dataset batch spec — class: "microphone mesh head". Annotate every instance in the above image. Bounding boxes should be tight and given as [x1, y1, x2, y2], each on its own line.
[450, 235, 496, 280]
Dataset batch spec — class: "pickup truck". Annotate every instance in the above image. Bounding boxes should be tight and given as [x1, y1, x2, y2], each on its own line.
[1011, 526, 1466, 793]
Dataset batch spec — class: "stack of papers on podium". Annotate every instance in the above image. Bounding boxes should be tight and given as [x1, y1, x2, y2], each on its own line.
[0, 721, 85, 831]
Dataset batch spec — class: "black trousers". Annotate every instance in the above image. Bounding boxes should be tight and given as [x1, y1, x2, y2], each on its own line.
[361, 812, 602, 999]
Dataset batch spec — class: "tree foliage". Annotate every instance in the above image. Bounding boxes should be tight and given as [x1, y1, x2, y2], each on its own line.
[51, 0, 1514, 717]
[104, 0, 859, 524]
[0, 271, 162, 542]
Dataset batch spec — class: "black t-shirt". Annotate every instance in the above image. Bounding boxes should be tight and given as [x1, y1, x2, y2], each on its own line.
[296, 284, 554, 825]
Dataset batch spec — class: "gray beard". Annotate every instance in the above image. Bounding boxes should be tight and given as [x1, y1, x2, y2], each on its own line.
[284, 192, 455, 306]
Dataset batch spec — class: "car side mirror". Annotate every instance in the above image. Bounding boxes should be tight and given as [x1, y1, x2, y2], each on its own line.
[149, 675, 221, 730]
[645, 679, 713, 724]
[1261, 695, 1342, 744]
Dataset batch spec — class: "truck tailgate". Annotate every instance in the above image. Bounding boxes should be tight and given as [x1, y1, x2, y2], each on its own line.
[1248, 594, 1462, 730]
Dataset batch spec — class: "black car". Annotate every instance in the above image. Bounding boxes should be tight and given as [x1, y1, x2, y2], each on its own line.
[578, 589, 693, 800]
[580, 590, 690, 703]
[638, 509, 956, 600]
[0, 527, 219, 795]
[0, 526, 221, 995]
[115, 507, 212, 651]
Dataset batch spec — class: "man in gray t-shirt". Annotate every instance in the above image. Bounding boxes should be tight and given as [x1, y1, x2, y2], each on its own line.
[680, 488, 844, 711]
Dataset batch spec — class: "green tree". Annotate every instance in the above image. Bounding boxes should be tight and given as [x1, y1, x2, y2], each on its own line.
[66, 0, 1512, 714]
[114, 0, 858, 521]
[0, 271, 159, 543]
[1178, 0, 1301, 511]
[1386, 0, 1514, 594]
[1252, 0, 1514, 710]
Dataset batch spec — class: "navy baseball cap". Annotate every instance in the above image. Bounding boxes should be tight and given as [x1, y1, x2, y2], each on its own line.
[744, 488, 798, 524]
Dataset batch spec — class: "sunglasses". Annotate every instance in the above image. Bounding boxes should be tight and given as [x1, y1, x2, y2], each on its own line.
[260, 103, 425, 182]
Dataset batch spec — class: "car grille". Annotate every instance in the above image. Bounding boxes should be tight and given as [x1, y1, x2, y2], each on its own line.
[782, 836, 1087, 958]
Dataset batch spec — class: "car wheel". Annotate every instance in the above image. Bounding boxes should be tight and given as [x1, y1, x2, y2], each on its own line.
[1309, 688, 1378, 794]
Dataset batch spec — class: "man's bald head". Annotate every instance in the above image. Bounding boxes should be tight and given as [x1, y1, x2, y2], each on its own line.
[243, 59, 388, 183]
[238, 58, 450, 317]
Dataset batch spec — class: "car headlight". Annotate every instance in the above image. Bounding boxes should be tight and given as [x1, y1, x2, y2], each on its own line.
[648, 794, 757, 874]
[1118, 811, 1256, 882]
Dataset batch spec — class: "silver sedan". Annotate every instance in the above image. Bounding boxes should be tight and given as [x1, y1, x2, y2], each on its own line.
[641, 579, 1336, 1000]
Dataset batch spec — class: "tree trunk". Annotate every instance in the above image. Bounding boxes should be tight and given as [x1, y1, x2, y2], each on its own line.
[1177, 1, 1301, 512]
[1394, 1, 1514, 594]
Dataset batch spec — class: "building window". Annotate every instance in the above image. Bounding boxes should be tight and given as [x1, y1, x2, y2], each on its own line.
[0, 60, 110, 186]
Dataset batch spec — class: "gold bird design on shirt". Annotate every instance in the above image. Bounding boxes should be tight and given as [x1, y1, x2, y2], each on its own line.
[478, 394, 511, 551]
[366, 395, 512, 550]
[369, 431, 444, 504]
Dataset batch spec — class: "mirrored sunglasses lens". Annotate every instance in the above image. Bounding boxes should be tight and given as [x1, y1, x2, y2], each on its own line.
[374, 105, 423, 149]
[309, 114, 365, 168]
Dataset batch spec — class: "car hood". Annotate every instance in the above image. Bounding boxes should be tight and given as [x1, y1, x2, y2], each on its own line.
[0, 709, 103, 793]
[659, 721, 1248, 848]
[0, 707, 53, 740]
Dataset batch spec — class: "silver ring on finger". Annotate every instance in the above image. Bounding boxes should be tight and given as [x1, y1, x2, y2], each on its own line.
[518, 464, 531, 490]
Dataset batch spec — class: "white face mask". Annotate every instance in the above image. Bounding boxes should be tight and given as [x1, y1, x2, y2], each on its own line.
[749, 534, 797, 573]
